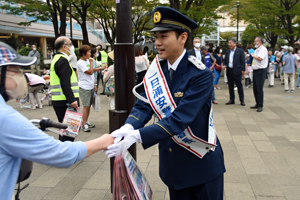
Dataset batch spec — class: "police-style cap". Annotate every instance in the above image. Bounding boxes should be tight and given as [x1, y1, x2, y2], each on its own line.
[0, 42, 36, 67]
[150, 7, 199, 35]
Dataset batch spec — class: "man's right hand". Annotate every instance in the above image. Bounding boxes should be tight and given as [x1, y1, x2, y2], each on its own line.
[70, 101, 78, 109]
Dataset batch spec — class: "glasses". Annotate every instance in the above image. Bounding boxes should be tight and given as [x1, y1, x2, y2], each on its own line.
[64, 42, 73, 46]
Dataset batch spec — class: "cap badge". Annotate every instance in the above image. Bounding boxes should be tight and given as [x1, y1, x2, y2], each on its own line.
[154, 11, 161, 23]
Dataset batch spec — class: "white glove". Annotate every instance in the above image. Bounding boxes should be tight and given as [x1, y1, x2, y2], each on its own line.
[105, 129, 141, 158]
[111, 124, 134, 144]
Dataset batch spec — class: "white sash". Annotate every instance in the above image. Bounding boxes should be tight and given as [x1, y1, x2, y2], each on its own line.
[138, 56, 217, 159]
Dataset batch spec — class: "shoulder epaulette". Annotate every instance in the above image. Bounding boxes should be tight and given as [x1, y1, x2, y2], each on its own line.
[188, 55, 206, 70]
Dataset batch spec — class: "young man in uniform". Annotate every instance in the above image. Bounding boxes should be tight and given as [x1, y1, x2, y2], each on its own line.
[106, 7, 225, 200]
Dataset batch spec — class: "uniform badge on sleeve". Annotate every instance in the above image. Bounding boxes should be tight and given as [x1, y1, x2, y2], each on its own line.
[174, 92, 184, 97]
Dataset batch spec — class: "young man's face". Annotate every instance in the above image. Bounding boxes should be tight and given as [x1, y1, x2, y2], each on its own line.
[154, 30, 187, 64]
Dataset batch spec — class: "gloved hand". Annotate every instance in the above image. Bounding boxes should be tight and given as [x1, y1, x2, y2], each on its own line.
[111, 124, 134, 144]
[105, 129, 141, 158]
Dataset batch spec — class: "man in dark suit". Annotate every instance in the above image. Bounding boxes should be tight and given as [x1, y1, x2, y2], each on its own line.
[223, 39, 245, 106]
[188, 37, 202, 61]
[105, 7, 225, 200]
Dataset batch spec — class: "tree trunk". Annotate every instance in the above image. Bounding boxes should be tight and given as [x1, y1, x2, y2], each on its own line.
[48, 0, 59, 38]
[169, 0, 180, 10]
[81, 21, 89, 44]
[59, 4, 67, 36]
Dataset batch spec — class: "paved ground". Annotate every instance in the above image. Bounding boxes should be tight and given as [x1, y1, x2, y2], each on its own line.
[9, 75, 300, 200]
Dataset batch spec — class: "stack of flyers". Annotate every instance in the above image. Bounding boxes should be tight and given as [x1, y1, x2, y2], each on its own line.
[60, 110, 83, 138]
[113, 151, 152, 200]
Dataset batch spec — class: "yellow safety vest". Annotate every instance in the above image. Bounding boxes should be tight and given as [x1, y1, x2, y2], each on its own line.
[100, 50, 108, 65]
[50, 54, 79, 101]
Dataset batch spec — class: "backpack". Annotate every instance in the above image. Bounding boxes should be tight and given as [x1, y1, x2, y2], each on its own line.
[105, 76, 114, 96]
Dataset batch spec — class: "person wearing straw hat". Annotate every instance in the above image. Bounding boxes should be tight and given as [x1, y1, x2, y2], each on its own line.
[106, 7, 225, 200]
[103, 51, 115, 109]
[0, 42, 115, 200]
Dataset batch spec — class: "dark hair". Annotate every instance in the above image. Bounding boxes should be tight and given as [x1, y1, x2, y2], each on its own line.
[54, 39, 65, 51]
[143, 46, 149, 55]
[295, 47, 299, 52]
[135, 45, 142, 56]
[208, 48, 213, 53]
[247, 44, 254, 49]
[174, 30, 184, 39]
[175, 30, 189, 48]
[228, 38, 237, 43]
[91, 48, 97, 57]
[79, 45, 91, 57]
[237, 44, 243, 49]
[215, 46, 222, 54]
[244, 48, 248, 53]
[44, 64, 50, 70]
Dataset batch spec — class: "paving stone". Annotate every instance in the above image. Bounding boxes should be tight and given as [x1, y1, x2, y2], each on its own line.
[82, 169, 110, 190]
[43, 162, 101, 199]
[19, 187, 52, 200]
[248, 174, 283, 197]
[253, 140, 278, 152]
[224, 183, 255, 200]
[232, 135, 254, 146]
[248, 132, 269, 141]
[235, 145, 270, 174]
[72, 189, 108, 200]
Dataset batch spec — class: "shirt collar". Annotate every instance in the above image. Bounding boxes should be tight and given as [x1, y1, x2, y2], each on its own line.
[194, 47, 200, 52]
[168, 49, 186, 71]
[58, 51, 70, 61]
[230, 47, 236, 52]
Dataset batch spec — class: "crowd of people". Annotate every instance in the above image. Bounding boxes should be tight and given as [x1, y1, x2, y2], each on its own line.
[187, 37, 300, 112]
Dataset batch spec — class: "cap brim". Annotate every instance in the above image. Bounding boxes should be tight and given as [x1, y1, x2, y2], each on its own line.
[0, 55, 37, 67]
[150, 26, 176, 32]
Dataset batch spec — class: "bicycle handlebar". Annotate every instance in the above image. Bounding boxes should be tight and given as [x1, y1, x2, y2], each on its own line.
[30, 117, 68, 131]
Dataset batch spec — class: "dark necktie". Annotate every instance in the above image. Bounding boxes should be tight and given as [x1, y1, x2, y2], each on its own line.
[169, 68, 174, 82]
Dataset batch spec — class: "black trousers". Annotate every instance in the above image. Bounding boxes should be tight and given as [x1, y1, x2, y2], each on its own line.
[168, 174, 224, 200]
[253, 69, 266, 107]
[227, 68, 244, 102]
[53, 106, 75, 142]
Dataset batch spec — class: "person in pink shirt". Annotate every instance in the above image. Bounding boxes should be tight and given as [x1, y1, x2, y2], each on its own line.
[24, 73, 45, 109]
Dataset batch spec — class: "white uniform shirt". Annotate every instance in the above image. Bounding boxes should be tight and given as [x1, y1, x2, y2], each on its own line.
[168, 49, 186, 72]
[77, 59, 95, 90]
[252, 45, 268, 70]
